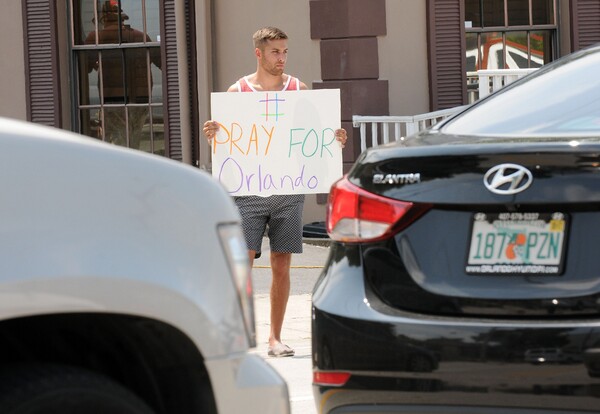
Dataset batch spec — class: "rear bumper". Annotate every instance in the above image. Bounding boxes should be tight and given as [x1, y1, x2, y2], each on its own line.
[312, 254, 600, 414]
[317, 404, 598, 414]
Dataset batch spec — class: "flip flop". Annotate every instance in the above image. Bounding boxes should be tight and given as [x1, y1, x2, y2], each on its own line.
[268, 343, 295, 357]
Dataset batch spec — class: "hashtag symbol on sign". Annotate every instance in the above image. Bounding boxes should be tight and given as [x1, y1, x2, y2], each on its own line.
[259, 93, 285, 122]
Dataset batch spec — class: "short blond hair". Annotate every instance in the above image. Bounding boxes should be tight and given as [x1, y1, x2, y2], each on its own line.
[253, 27, 288, 49]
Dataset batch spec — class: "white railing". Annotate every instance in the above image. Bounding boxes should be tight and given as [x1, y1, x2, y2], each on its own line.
[352, 106, 467, 152]
[354, 68, 539, 152]
[474, 68, 538, 99]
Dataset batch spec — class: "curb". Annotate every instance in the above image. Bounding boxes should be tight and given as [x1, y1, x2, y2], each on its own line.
[302, 237, 331, 248]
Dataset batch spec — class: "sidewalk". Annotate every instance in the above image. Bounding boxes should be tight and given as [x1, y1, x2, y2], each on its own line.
[250, 238, 330, 414]
[254, 293, 315, 413]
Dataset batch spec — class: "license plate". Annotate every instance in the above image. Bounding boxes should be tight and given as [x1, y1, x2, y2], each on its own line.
[466, 212, 567, 275]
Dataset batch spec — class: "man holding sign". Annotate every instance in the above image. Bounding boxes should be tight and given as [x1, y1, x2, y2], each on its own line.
[203, 27, 347, 357]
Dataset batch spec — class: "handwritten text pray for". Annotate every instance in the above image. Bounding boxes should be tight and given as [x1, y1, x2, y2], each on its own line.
[210, 89, 343, 196]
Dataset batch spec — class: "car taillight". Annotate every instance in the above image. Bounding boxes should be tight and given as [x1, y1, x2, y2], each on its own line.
[313, 371, 351, 387]
[326, 176, 430, 243]
[313, 371, 350, 387]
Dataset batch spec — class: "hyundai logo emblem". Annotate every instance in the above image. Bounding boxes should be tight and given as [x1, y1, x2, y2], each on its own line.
[484, 163, 533, 195]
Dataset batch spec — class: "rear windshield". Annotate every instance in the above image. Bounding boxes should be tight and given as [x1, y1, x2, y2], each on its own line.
[443, 48, 600, 138]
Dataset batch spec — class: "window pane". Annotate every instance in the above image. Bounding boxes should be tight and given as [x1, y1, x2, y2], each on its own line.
[101, 49, 125, 103]
[483, 0, 505, 27]
[506, 32, 529, 68]
[465, 0, 481, 28]
[507, 0, 529, 26]
[142, 107, 165, 155]
[127, 106, 150, 150]
[97, 0, 125, 44]
[74, 0, 97, 45]
[77, 50, 100, 105]
[466, 33, 479, 72]
[102, 106, 127, 145]
[124, 48, 150, 103]
[79, 108, 102, 139]
[121, 11, 151, 44]
[532, 0, 554, 25]
[481, 32, 504, 69]
[466, 33, 480, 103]
[531, 30, 552, 66]
[120, 0, 143, 37]
[145, 0, 161, 42]
[118, 0, 160, 42]
[150, 48, 163, 103]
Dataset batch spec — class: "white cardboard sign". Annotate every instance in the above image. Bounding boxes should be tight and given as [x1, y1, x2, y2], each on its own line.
[210, 89, 343, 196]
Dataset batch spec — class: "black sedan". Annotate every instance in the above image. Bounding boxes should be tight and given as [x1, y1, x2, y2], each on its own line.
[312, 44, 600, 413]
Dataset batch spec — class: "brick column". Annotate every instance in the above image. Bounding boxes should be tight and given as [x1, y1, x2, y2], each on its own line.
[309, 0, 389, 175]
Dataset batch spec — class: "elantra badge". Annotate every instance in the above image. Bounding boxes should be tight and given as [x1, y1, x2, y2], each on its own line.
[373, 173, 421, 185]
[484, 163, 532, 195]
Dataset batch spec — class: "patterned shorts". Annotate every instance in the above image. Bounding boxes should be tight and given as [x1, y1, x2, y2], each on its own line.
[234, 194, 305, 254]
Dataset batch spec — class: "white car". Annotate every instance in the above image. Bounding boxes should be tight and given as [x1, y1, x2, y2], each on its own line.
[0, 117, 289, 414]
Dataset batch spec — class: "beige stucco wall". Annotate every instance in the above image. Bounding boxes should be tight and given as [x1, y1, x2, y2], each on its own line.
[380, 0, 430, 115]
[208, 0, 430, 117]
[0, 2, 27, 121]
